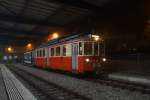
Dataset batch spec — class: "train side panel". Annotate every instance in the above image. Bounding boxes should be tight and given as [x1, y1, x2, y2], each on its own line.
[35, 57, 46, 68]
[47, 57, 72, 71]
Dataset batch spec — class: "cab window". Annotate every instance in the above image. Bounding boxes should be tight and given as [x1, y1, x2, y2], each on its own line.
[84, 42, 92, 55]
[99, 43, 105, 56]
[79, 42, 83, 55]
[63, 45, 66, 56]
[94, 42, 99, 56]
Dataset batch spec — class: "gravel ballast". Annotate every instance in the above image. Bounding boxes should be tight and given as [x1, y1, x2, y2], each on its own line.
[12, 64, 150, 100]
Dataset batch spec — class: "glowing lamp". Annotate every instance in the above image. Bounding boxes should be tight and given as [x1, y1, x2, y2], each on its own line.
[53, 32, 59, 39]
[102, 58, 107, 62]
[85, 58, 90, 62]
[27, 43, 32, 48]
[7, 47, 12, 52]
[26, 43, 33, 50]
[92, 35, 100, 41]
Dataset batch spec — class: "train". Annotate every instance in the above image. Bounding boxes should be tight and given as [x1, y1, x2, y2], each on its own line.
[24, 33, 108, 74]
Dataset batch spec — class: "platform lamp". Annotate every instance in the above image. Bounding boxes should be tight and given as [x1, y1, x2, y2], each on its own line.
[7, 46, 13, 53]
[48, 32, 59, 41]
[26, 43, 33, 51]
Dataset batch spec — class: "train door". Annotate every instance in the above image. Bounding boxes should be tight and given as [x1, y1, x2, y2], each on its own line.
[72, 43, 78, 71]
[31, 52, 33, 64]
[46, 47, 49, 67]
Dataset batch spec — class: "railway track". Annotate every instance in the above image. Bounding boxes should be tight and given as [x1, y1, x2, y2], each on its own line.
[7, 65, 92, 100]
[33, 66, 150, 94]
[84, 77, 150, 94]
[7, 64, 150, 98]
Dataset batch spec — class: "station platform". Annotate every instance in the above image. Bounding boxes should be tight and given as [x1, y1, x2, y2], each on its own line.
[0, 64, 36, 100]
[108, 72, 150, 86]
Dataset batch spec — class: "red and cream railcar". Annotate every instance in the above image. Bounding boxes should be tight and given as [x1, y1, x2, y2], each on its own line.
[33, 34, 106, 74]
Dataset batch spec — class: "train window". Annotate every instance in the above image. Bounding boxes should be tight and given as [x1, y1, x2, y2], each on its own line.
[51, 48, 55, 56]
[99, 43, 105, 56]
[37, 50, 39, 57]
[56, 46, 60, 56]
[79, 42, 83, 55]
[84, 42, 92, 55]
[40, 50, 42, 57]
[43, 49, 45, 57]
[94, 42, 99, 56]
[49, 48, 51, 57]
[66, 44, 71, 56]
[63, 45, 66, 56]
[38, 50, 40, 57]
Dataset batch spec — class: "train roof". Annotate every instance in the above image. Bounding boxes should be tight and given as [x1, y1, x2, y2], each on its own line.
[37, 33, 91, 49]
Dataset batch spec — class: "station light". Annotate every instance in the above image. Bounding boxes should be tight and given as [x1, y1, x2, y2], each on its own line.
[7, 47, 13, 53]
[52, 32, 59, 39]
[91, 35, 100, 41]
[27, 43, 32, 48]
[95, 37, 99, 41]
[26, 43, 33, 50]
[48, 32, 59, 41]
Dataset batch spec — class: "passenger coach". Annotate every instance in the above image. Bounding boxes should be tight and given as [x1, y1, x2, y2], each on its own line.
[24, 34, 107, 74]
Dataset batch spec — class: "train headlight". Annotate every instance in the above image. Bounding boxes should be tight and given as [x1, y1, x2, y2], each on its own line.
[102, 58, 107, 62]
[92, 35, 100, 41]
[94, 37, 99, 41]
[85, 58, 90, 62]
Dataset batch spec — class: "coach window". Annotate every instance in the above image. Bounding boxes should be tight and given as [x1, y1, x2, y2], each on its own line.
[38, 50, 39, 57]
[40, 50, 42, 57]
[49, 48, 51, 57]
[39, 50, 40, 57]
[36, 51, 38, 57]
[51, 48, 55, 56]
[38, 50, 40, 57]
[56, 46, 60, 56]
[84, 42, 92, 55]
[63, 45, 66, 56]
[79, 42, 83, 55]
[37, 50, 39, 57]
[43, 49, 45, 57]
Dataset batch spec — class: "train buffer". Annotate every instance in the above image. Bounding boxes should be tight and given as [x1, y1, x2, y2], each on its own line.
[0, 64, 36, 100]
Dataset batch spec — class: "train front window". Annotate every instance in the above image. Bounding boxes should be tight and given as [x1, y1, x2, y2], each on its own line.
[84, 42, 92, 55]
[79, 42, 83, 55]
[63, 45, 66, 56]
[99, 43, 105, 56]
[94, 42, 99, 56]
